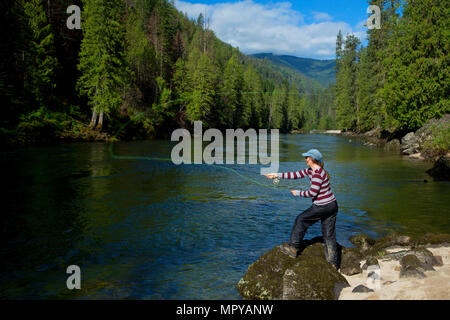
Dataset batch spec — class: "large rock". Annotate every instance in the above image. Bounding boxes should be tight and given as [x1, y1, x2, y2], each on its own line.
[384, 139, 401, 151]
[282, 255, 349, 300]
[366, 233, 412, 256]
[349, 233, 376, 252]
[426, 155, 450, 181]
[236, 241, 349, 300]
[400, 114, 450, 158]
[399, 255, 427, 279]
[236, 243, 298, 300]
[401, 132, 420, 155]
[352, 284, 374, 293]
[340, 247, 363, 276]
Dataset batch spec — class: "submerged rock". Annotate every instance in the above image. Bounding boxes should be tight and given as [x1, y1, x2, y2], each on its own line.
[384, 139, 401, 151]
[426, 155, 450, 181]
[413, 233, 450, 246]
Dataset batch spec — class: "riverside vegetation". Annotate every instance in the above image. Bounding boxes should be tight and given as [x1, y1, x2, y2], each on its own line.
[0, 0, 448, 150]
[1, 0, 333, 145]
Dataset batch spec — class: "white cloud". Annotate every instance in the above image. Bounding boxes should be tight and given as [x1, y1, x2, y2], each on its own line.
[175, 0, 366, 59]
[312, 11, 332, 22]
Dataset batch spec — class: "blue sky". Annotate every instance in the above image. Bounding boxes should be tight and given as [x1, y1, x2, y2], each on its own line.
[174, 0, 371, 59]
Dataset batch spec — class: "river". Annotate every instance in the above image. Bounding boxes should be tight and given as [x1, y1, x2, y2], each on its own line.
[1, 134, 449, 299]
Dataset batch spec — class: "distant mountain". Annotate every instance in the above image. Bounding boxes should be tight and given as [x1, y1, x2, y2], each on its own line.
[251, 53, 336, 87]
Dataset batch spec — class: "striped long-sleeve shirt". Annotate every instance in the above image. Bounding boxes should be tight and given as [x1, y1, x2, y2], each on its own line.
[277, 167, 336, 205]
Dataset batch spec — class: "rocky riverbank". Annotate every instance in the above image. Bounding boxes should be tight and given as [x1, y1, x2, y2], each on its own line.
[337, 114, 450, 181]
[236, 233, 450, 300]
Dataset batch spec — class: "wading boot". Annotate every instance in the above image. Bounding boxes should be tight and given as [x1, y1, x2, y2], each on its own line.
[280, 244, 299, 258]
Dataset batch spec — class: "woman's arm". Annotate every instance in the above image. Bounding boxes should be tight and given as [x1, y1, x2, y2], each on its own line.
[293, 172, 323, 198]
[277, 169, 309, 179]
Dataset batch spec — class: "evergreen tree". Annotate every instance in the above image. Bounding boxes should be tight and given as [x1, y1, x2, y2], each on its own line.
[287, 83, 304, 131]
[335, 34, 360, 131]
[381, 0, 449, 130]
[243, 65, 264, 128]
[222, 54, 245, 127]
[77, 0, 128, 129]
[23, 0, 58, 107]
[186, 52, 216, 125]
[360, 0, 401, 131]
[172, 58, 189, 126]
[270, 85, 287, 130]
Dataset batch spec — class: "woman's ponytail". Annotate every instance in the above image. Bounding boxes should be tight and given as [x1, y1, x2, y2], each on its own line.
[320, 161, 330, 181]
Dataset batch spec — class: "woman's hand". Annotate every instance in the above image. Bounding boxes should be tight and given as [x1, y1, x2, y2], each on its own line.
[290, 190, 300, 197]
[264, 173, 278, 179]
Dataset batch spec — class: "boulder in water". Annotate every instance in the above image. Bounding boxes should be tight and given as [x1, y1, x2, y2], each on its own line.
[426, 155, 450, 181]
[236, 239, 349, 300]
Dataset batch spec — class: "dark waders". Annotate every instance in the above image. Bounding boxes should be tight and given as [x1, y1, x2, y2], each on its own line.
[289, 200, 338, 267]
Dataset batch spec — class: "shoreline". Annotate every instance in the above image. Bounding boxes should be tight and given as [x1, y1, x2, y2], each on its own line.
[3, 121, 448, 181]
[339, 244, 450, 300]
[236, 233, 450, 300]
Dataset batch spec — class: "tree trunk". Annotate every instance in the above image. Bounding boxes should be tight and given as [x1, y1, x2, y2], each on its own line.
[356, 102, 360, 131]
[97, 110, 104, 130]
[90, 109, 98, 128]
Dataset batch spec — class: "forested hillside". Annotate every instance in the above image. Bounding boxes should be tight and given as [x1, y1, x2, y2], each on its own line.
[334, 0, 449, 134]
[0, 0, 336, 144]
[251, 53, 336, 88]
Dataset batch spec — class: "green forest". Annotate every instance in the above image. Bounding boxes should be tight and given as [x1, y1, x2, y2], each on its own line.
[0, 0, 335, 144]
[335, 0, 449, 134]
[1, 0, 448, 145]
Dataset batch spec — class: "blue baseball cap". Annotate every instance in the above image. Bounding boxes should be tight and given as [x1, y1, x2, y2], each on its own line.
[302, 149, 323, 163]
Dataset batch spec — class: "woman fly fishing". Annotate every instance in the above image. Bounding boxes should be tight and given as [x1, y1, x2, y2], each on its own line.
[265, 149, 338, 269]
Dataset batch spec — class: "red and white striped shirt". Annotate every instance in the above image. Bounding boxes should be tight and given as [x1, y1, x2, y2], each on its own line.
[278, 167, 336, 205]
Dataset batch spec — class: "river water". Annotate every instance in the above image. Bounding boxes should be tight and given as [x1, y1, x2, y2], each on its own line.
[1, 134, 449, 299]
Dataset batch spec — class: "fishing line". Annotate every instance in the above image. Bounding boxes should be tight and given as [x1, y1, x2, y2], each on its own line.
[107, 141, 294, 191]
[89, 91, 308, 191]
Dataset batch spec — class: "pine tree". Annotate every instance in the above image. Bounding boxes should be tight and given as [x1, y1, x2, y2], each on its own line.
[222, 54, 245, 128]
[243, 65, 264, 128]
[23, 0, 58, 107]
[287, 83, 304, 131]
[381, 0, 449, 130]
[335, 34, 360, 131]
[77, 0, 128, 130]
[270, 85, 287, 130]
[186, 52, 216, 125]
[362, 0, 401, 131]
[125, 0, 158, 108]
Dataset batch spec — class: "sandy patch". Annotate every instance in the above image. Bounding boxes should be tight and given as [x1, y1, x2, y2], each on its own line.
[339, 246, 450, 300]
